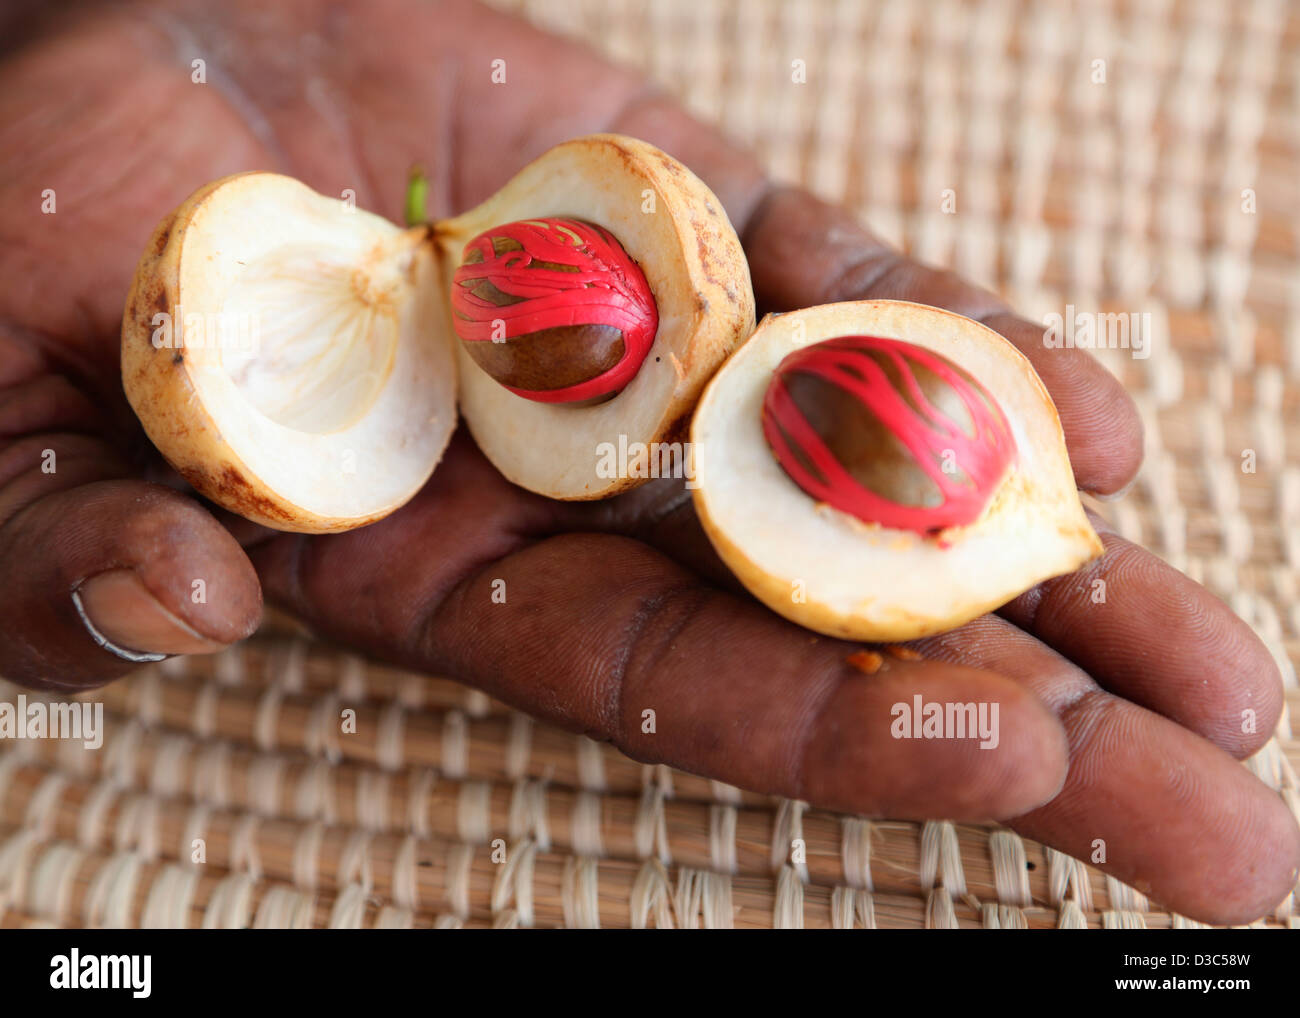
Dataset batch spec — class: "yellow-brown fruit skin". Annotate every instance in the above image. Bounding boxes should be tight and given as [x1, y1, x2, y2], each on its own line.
[691, 301, 1104, 642]
[120, 175, 416, 534]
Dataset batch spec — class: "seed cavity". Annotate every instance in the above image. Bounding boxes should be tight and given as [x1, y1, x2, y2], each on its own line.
[220, 244, 401, 434]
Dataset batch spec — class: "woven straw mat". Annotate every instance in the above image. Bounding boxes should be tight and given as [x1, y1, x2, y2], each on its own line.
[1, 0, 1299, 929]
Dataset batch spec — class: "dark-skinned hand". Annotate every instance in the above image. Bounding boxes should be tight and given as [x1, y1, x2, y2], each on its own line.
[0, 0, 1295, 924]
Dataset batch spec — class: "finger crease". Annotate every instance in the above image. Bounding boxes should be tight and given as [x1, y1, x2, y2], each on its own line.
[818, 249, 904, 306]
[600, 582, 710, 752]
[791, 668, 851, 801]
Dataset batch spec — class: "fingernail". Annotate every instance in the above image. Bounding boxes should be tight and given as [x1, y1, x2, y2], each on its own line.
[74, 568, 228, 659]
[1088, 477, 1137, 503]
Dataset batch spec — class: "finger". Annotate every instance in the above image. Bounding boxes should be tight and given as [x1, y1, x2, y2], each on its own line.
[741, 187, 1144, 496]
[558, 474, 742, 592]
[426, 534, 1067, 821]
[0, 440, 262, 689]
[251, 442, 1069, 821]
[1000, 518, 1284, 759]
[913, 615, 1300, 925]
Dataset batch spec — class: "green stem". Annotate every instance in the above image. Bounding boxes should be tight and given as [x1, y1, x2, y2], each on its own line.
[404, 165, 428, 227]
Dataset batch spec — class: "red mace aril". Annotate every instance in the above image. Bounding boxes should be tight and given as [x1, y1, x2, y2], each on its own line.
[450, 217, 659, 404]
[761, 335, 1018, 534]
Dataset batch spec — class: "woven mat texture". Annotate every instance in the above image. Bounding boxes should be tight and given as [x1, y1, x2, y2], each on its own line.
[2, 0, 1299, 929]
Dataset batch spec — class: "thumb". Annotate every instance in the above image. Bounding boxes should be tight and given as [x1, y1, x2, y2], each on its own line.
[0, 471, 262, 690]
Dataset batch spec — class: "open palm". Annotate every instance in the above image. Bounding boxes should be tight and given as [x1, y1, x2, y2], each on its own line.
[0, 0, 1294, 924]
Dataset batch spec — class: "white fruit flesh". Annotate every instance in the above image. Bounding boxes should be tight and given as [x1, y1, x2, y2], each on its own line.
[219, 245, 403, 433]
[122, 172, 456, 533]
[691, 300, 1103, 641]
[438, 134, 754, 500]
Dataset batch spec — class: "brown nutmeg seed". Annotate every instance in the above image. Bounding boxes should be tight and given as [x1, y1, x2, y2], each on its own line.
[462, 324, 625, 396]
[451, 217, 658, 404]
[762, 335, 1017, 534]
[779, 359, 978, 510]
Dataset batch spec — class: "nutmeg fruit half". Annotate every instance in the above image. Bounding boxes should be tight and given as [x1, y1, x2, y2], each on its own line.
[121, 172, 456, 533]
[121, 135, 754, 530]
[436, 134, 754, 499]
[691, 300, 1104, 640]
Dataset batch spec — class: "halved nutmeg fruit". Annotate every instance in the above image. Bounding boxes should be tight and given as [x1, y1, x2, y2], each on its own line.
[691, 300, 1104, 640]
[121, 135, 754, 531]
[122, 173, 455, 533]
[436, 135, 753, 499]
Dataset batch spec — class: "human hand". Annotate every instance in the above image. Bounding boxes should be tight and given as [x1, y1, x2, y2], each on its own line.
[0, 0, 1294, 924]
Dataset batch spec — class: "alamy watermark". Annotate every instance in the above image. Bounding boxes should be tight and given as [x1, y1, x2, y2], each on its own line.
[151, 306, 260, 353]
[0, 694, 103, 749]
[890, 694, 1000, 749]
[595, 434, 697, 488]
[50, 950, 150, 998]
[1043, 305, 1153, 360]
